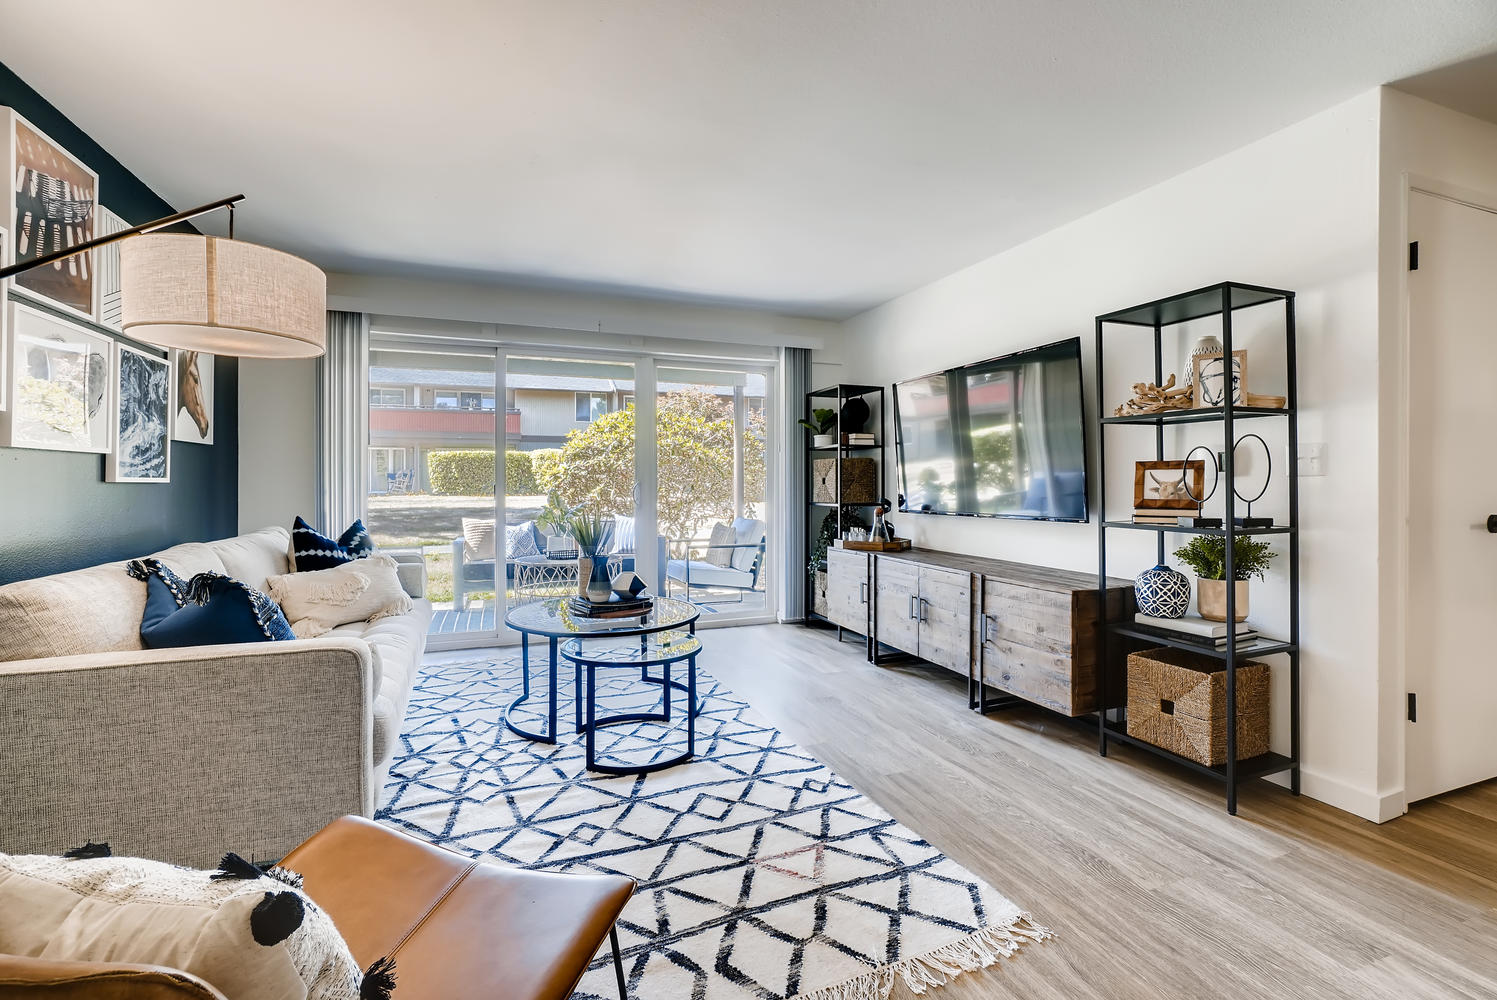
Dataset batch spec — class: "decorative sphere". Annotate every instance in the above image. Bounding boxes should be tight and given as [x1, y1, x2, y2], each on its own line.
[1135, 564, 1191, 619]
[839, 396, 871, 433]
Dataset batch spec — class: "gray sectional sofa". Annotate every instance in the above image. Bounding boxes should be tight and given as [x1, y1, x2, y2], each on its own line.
[0, 526, 430, 867]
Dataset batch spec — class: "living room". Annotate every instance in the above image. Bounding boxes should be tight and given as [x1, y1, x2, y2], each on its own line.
[3, 4, 1497, 999]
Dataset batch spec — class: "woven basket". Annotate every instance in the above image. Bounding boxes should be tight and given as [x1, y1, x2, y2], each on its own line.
[1126, 647, 1269, 766]
[812, 569, 829, 618]
[812, 458, 877, 504]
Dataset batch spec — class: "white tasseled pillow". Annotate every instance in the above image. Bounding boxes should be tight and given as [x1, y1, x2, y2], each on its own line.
[265, 553, 413, 638]
[0, 850, 378, 1000]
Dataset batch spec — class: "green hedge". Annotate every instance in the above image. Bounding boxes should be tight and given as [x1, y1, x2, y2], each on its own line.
[530, 448, 563, 491]
[426, 450, 540, 495]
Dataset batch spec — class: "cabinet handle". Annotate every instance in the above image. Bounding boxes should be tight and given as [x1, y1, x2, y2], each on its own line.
[859, 581, 867, 604]
[918, 597, 929, 622]
[981, 614, 992, 644]
[909, 595, 918, 619]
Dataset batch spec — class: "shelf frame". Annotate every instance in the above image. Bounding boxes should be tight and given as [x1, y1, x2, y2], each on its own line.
[1095, 281, 1301, 815]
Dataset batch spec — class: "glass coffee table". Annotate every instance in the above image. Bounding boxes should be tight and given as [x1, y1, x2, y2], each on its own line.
[502, 596, 700, 745]
[562, 630, 702, 775]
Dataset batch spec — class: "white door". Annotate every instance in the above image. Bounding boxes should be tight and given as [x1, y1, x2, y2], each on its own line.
[1405, 189, 1497, 802]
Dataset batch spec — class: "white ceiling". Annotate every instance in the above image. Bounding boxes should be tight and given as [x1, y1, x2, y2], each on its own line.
[4, 1, 1497, 320]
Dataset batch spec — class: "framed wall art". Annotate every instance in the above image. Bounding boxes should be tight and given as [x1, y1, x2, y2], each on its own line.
[5, 108, 99, 322]
[107, 341, 172, 483]
[93, 205, 127, 332]
[0, 299, 112, 453]
[1133, 459, 1208, 511]
[1192, 349, 1247, 409]
[172, 349, 214, 445]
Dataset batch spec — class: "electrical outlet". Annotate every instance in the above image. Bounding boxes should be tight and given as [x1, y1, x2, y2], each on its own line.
[1298, 442, 1326, 477]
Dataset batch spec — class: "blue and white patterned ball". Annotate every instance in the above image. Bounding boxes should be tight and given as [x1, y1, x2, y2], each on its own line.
[1135, 564, 1191, 619]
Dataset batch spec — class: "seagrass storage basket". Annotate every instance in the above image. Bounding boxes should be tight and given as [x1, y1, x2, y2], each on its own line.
[812, 457, 877, 504]
[812, 569, 829, 618]
[1126, 647, 1269, 766]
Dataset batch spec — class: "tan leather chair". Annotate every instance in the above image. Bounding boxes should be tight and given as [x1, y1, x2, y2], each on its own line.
[0, 815, 636, 1000]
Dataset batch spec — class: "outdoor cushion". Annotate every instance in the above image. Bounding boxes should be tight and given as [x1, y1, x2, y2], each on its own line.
[611, 514, 637, 555]
[666, 559, 756, 590]
[703, 522, 736, 567]
[462, 518, 497, 561]
[730, 518, 765, 573]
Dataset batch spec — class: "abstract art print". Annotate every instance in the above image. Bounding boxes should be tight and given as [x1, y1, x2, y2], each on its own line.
[6, 110, 99, 320]
[107, 342, 171, 482]
[93, 205, 127, 331]
[0, 301, 112, 453]
[172, 349, 214, 444]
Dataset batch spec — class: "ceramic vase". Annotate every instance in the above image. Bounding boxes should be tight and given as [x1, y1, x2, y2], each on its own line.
[1134, 564, 1191, 619]
[1197, 578, 1250, 622]
[839, 396, 871, 433]
[578, 553, 612, 602]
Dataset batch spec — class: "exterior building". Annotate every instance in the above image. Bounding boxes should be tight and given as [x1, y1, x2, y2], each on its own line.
[368, 367, 763, 494]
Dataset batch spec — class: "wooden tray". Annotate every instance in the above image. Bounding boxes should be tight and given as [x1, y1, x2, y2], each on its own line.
[836, 538, 912, 552]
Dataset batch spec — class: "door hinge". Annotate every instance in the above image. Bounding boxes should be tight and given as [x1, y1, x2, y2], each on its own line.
[1407, 692, 1417, 723]
[1408, 241, 1419, 271]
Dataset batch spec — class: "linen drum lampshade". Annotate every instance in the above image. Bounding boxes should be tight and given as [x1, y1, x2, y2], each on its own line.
[120, 234, 327, 358]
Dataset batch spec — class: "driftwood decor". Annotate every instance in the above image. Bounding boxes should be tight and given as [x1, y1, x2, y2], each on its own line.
[1113, 373, 1193, 416]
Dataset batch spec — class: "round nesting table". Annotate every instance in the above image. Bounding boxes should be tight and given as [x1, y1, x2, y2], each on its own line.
[502, 596, 700, 744]
[561, 630, 702, 775]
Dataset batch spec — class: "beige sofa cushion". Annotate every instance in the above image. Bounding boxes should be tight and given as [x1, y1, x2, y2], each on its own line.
[329, 599, 432, 770]
[265, 556, 413, 640]
[210, 527, 292, 593]
[0, 543, 225, 663]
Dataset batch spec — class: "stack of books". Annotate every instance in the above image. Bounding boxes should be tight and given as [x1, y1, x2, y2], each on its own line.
[567, 594, 654, 619]
[843, 432, 876, 446]
[1131, 510, 1222, 528]
[1134, 612, 1258, 647]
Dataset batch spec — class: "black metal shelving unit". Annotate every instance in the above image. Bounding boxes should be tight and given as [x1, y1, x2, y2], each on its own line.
[1095, 281, 1300, 816]
[803, 384, 885, 632]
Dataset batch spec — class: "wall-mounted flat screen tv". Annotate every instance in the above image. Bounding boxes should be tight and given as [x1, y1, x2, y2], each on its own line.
[893, 337, 1088, 522]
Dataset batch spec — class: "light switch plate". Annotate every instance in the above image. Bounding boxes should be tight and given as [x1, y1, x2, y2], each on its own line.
[1298, 442, 1326, 477]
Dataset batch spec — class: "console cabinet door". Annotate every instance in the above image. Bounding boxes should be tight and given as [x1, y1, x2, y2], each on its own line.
[917, 566, 972, 674]
[980, 579, 1077, 714]
[873, 556, 920, 656]
[825, 547, 869, 633]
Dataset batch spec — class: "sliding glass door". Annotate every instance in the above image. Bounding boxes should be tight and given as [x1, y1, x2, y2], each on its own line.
[365, 341, 503, 647]
[654, 364, 774, 624]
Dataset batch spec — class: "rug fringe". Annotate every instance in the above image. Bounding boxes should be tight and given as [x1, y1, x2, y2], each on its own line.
[798, 914, 1050, 1000]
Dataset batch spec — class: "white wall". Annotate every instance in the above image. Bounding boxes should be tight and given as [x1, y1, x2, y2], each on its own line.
[238, 357, 318, 534]
[842, 91, 1386, 819]
[1376, 89, 1497, 815]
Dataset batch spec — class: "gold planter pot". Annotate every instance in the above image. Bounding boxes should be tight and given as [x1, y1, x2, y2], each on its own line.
[1196, 578, 1250, 623]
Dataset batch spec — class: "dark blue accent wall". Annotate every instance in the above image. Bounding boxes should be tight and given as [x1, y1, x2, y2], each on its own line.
[0, 62, 238, 584]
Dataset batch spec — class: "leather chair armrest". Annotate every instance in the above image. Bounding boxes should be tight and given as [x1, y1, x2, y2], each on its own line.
[282, 816, 635, 1000]
[0, 954, 225, 1000]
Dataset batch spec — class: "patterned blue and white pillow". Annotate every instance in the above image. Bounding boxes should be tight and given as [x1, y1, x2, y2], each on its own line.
[291, 516, 374, 572]
[505, 521, 541, 559]
[126, 559, 295, 647]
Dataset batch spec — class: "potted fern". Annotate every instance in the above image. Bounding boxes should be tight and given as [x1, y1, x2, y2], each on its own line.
[1172, 535, 1277, 622]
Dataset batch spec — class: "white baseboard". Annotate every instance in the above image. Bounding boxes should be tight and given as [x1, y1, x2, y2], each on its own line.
[1298, 768, 1407, 823]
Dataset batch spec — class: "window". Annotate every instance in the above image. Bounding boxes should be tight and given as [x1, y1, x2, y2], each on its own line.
[575, 391, 610, 421]
[433, 391, 459, 409]
[370, 387, 406, 407]
[459, 391, 484, 410]
[622, 394, 635, 409]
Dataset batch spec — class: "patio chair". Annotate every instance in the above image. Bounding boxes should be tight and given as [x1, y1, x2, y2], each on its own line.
[662, 518, 766, 604]
[387, 469, 415, 493]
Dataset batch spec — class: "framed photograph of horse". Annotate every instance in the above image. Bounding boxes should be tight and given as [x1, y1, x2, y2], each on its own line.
[172, 349, 214, 444]
[5, 109, 100, 322]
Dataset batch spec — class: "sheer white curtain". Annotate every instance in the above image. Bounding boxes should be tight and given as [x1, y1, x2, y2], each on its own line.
[316, 311, 369, 531]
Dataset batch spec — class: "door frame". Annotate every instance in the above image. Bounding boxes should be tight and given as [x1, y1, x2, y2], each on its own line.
[1394, 176, 1497, 809]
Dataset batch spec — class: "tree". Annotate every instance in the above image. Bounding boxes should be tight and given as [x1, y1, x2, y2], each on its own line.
[536, 388, 766, 541]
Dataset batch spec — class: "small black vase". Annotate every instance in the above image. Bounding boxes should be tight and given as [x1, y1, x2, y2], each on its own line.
[839, 397, 870, 434]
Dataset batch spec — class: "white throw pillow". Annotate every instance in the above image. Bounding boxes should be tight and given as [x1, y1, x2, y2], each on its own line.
[265, 554, 413, 639]
[611, 515, 636, 555]
[462, 518, 496, 561]
[731, 518, 764, 573]
[0, 851, 367, 1000]
[703, 522, 736, 567]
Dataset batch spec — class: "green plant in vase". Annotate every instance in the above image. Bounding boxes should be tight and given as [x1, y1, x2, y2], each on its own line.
[797, 408, 838, 446]
[556, 506, 615, 602]
[1172, 535, 1277, 623]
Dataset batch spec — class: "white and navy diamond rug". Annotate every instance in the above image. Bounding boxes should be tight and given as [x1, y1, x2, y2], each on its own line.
[378, 652, 1046, 999]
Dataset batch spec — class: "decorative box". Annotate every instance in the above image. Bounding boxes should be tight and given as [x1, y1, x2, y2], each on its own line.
[1126, 647, 1269, 766]
[812, 458, 877, 504]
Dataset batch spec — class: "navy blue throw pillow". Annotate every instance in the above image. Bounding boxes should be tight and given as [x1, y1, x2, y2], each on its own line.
[291, 516, 374, 571]
[126, 559, 295, 648]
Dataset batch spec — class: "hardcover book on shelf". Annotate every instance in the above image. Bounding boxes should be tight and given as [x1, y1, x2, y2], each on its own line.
[1135, 612, 1257, 639]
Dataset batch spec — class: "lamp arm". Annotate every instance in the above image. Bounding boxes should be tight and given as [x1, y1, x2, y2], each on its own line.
[0, 194, 245, 281]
